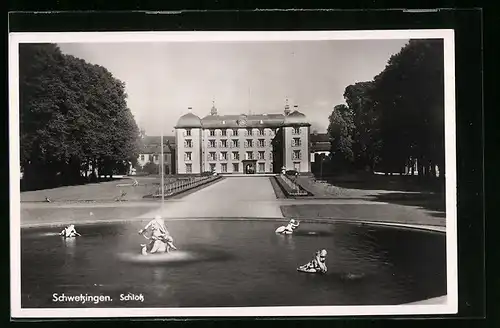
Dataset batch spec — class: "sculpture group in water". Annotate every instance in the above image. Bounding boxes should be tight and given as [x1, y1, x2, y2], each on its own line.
[275, 219, 328, 274]
[60, 224, 80, 238]
[138, 215, 178, 255]
[56, 216, 327, 274]
[275, 219, 301, 234]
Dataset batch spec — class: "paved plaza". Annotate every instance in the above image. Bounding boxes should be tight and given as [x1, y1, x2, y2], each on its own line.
[20, 176, 446, 232]
[139, 177, 284, 219]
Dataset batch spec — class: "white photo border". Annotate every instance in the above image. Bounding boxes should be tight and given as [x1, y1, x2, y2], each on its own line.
[9, 29, 457, 318]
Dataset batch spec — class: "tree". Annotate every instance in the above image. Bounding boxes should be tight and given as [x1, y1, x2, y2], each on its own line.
[19, 43, 141, 190]
[143, 161, 159, 175]
[371, 39, 445, 177]
[327, 104, 355, 172]
[343, 81, 381, 172]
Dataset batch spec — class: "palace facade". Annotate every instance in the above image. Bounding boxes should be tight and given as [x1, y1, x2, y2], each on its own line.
[174, 102, 311, 175]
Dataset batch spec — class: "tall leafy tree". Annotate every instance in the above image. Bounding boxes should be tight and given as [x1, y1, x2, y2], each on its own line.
[344, 81, 381, 171]
[327, 104, 355, 171]
[372, 39, 445, 176]
[19, 43, 140, 189]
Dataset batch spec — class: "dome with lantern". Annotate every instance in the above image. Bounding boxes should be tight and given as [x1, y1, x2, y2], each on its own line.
[176, 110, 202, 128]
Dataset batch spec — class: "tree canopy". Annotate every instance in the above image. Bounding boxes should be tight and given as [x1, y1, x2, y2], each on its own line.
[327, 104, 355, 171]
[19, 43, 140, 190]
[327, 39, 445, 177]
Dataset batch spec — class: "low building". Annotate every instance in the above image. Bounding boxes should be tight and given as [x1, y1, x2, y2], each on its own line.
[310, 132, 331, 161]
[174, 101, 312, 175]
[309, 132, 331, 175]
[136, 133, 176, 175]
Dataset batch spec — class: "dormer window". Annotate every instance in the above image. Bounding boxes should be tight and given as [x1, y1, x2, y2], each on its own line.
[222, 120, 226, 124]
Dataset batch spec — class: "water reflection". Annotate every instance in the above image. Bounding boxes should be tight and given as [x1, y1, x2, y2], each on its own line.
[62, 236, 76, 258]
[21, 220, 446, 307]
[275, 234, 296, 251]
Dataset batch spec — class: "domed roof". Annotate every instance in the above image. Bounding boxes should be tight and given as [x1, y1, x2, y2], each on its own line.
[176, 112, 202, 128]
[284, 110, 308, 124]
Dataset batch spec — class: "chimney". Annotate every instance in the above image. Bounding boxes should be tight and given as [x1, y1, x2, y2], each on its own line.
[188, 107, 192, 113]
[293, 105, 299, 112]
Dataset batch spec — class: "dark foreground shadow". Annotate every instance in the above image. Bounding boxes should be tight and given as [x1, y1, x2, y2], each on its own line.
[370, 192, 446, 218]
[120, 244, 235, 267]
[315, 173, 445, 193]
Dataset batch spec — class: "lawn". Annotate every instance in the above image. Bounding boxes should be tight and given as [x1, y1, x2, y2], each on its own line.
[280, 203, 446, 227]
[21, 204, 157, 227]
[20, 176, 161, 202]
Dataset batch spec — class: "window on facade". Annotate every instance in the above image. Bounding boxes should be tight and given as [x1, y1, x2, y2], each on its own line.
[220, 152, 228, 161]
[185, 129, 192, 136]
[232, 129, 238, 136]
[258, 163, 265, 172]
[210, 163, 216, 172]
[258, 151, 265, 160]
[222, 129, 227, 136]
[259, 128, 265, 136]
[258, 139, 265, 147]
[246, 128, 252, 136]
[186, 163, 192, 173]
[185, 139, 193, 148]
[293, 138, 301, 147]
[293, 127, 301, 135]
[269, 152, 273, 160]
[232, 152, 239, 160]
[246, 151, 253, 160]
[149, 155, 154, 162]
[209, 152, 216, 161]
[233, 163, 239, 172]
[209, 140, 216, 148]
[185, 152, 192, 161]
[154, 155, 159, 161]
[246, 139, 253, 148]
[293, 150, 302, 160]
[221, 139, 227, 148]
[210, 129, 215, 136]
[232, 139, 239, 148]
[221, 163, 227, 172]
[140, 155, 145, 161]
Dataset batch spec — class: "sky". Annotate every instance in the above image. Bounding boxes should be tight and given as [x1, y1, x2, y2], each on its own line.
[58, 39, 408, 135]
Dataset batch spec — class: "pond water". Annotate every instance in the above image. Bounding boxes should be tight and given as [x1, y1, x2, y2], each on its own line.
[21, 220, 446, 308]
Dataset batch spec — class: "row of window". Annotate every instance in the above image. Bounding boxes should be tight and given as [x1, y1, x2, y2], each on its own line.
[184, 137, 302, 149]
[184, 162, 303, 174]
[182, 150, 301, 161]
[183, 127, 302, 137]
[291, 138, 302, 147]
[139, 154, 168, 161]
[206, 139, 269, 148]
[204, 151, 272, 161]
[185, 128, 269, 137]
[185, 162, 272, 173]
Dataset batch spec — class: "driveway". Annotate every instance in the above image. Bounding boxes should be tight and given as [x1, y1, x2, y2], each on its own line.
[141, 177, 284, 219]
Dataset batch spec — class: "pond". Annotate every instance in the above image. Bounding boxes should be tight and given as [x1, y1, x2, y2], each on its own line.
[21, 220, 446, 308]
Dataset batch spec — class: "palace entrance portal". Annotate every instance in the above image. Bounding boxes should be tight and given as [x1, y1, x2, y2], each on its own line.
[242, 160, 257, 174]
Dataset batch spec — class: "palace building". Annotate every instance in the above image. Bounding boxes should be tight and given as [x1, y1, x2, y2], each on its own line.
[174, 101, 311, 175]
